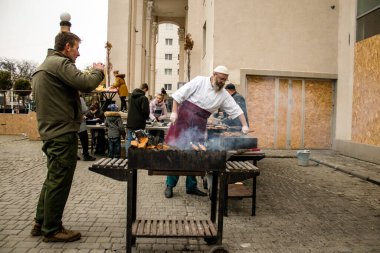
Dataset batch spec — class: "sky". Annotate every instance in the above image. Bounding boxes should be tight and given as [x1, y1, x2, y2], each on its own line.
[0, 0, 108, 70]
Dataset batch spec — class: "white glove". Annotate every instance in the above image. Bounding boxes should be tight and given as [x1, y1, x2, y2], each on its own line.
[170, 112, 178, 124]
[242, 126, 250, 135]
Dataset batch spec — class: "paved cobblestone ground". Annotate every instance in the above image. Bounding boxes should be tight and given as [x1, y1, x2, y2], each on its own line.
[0, 135, 379, 253]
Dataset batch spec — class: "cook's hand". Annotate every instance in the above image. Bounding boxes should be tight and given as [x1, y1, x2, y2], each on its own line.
[170, 112, 178, 124]
[242, 126, 250, 135]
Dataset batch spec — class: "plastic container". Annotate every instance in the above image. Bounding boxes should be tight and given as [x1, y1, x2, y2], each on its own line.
[296, 150, 311, 166]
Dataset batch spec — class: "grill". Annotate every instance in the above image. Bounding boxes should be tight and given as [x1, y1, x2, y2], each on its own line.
[206, 125, 258, 151]
[207, 136, 258, 150]
[126, 148, 228, 252]
[128, 149, 226, 171]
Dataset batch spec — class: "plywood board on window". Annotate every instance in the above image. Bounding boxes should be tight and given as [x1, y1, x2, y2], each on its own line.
[276, 79, 288, 149]
[246, 76, 275, 148]
[353, 34, 380, 146]
[304, 80, 333, 148]
[290, 80, 303, 149]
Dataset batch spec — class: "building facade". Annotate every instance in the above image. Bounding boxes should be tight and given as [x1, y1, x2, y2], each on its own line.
[154, 23, 180, 96]
[107, 0, 380, 163]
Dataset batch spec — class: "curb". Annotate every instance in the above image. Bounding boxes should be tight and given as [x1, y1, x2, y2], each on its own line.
[310, 158, 380, 186]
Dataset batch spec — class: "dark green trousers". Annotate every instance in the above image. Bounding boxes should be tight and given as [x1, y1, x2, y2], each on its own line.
[35, 132, 78, 235]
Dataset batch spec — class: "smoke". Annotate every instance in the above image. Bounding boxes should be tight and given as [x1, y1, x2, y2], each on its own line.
[166, 125, 258, 151]
[167, 126, 207, 150]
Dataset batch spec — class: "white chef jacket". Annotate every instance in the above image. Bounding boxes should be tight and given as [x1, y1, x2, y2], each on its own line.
[172, 76, 243, 119]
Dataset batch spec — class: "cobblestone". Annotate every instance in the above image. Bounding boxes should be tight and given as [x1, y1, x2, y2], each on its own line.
[0, 135, 379, 252]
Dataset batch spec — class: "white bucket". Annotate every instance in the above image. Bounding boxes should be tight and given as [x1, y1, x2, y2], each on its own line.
[296, 150, 311, 166]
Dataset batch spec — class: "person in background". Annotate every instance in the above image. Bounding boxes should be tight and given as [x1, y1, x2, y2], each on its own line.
[111, 70, 128, 112]
[149, 93, 168, 122]
[104, 104, 125, 158]
[78, 93, 96, 161]
[148, 93, 168, 142]
[125, 83, 150, 159]
[220, 83, 249, 130]
[85, 103, 106, 155]
[161, 87, 170, 111]
[31, 30, 104, 242]
[164, 66, 249, 198]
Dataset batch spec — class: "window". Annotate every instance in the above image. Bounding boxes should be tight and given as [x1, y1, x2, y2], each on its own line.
[177, 69, 179, 75]
[165, 54, 172, 60]
[165, 38, 173, 45]
[165, 69, 172, 75]
[178, 54, 180, 60]
[356, 1, 380, 41]
[164, 83, 172, 90]
[166, 24, 173, 30]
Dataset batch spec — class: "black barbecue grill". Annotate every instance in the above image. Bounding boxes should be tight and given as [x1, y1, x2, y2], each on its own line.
[88, 127, 265, 252]
[126, 148, 228, 253]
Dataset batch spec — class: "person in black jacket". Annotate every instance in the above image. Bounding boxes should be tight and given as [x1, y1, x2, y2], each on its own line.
[125, 83, 149, 158]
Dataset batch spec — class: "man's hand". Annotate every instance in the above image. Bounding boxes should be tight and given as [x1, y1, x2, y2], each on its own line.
[170, 112, 178, 124]
[241, 126, 250, 135]
[93, 62, 105, 71]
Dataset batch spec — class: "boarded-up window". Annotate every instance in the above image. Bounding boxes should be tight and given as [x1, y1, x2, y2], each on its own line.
[246, 76, 334, 149]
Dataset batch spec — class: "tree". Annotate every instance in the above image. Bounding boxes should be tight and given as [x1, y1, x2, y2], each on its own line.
[0, 70, 12, 111]
[0, 58, 37, 82]
[14, 79, 32, 97]
[184, 34, 194, 82]
[13, 79, 32, 109]
[105, 41, 113, 87]
[0, 70, 12, 91]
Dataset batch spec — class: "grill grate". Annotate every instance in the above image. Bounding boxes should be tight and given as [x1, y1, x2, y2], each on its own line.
[132, 219, 217, 237]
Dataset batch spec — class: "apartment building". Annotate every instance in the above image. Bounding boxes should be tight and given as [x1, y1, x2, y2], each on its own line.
[154, 23, 180, 96]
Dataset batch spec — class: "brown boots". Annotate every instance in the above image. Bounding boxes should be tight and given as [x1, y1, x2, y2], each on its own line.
[31, 223, 81, 242]
[30, 223, 42, 236]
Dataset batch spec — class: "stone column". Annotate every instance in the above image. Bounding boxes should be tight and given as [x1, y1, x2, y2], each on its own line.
[145, 0, 154, 94]
[151, 22, 158, 94]
[133, 0, 144, 90]
[178, 27, 185, 82]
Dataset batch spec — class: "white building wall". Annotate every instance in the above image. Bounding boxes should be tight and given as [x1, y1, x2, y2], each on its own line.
[214, 0, 339, 85]
[107, 0, 130, 86]
[155, 23, 180, 96]
[187, 0, 339, 86]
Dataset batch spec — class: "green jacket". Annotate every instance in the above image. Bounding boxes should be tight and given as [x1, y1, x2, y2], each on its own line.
[32, 49, 104, 140]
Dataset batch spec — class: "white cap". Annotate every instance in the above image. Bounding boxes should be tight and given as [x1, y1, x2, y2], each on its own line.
[213, 65, 229, 75]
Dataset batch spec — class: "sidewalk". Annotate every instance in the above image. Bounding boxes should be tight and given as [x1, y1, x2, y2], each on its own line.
[0, 135, 379, 253]
[264, 149, 380, 185]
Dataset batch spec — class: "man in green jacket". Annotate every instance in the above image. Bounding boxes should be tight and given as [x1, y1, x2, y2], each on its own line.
[31, 31, 104, 242]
